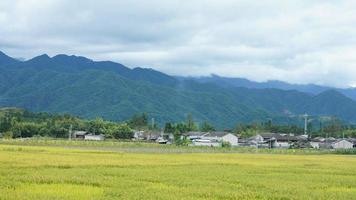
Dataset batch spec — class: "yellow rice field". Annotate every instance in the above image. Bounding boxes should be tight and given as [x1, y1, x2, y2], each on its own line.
[0, 143, 356, 200]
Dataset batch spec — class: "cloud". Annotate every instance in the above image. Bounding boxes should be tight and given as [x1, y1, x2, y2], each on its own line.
[1, 0, 356, 87]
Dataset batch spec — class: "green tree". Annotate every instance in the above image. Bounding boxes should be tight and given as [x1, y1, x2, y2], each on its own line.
[186, 113, 198, 131]
[128, 113, 148, 130]
[200, 121, 215, 132]
[111, 124, 133, 139]
[164, 122, 175, 133]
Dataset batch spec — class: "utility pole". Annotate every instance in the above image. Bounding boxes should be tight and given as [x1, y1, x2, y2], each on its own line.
[68, 124, 72, 140]
[303, 113, 308, 139]
[151, 118, 155, 130]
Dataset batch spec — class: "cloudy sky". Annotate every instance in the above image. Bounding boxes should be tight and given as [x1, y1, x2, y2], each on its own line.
[1, 0, 356, 88]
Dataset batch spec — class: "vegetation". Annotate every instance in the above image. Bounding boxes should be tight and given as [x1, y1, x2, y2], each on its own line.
[0, 143, 356, 199]
[2, 107, 356, 142]
[0, 108, 133, 139]
[234, 118, 356, 139]
[3, 52, 356, 129]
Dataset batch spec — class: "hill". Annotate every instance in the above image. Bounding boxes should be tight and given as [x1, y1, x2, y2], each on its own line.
[1, 51, 356, 128]
[189, 74, 356, 101]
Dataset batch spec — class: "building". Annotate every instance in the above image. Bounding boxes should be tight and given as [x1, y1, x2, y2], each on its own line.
[186, 131, 238, 147]
[310, 137, 325, 149]
[183, 131, 207, 140]
[331, 139, 354, 149]
[192, 139, 221, 147]
[133, 130, 161, 141]
[73, 131, 88, 139]
[260, 133, 302, 148]
[84, 134, 105, 141]
[73, 131, 104, 141]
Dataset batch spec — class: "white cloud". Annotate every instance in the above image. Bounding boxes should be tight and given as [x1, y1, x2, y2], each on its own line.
[1, 0, 356, 87]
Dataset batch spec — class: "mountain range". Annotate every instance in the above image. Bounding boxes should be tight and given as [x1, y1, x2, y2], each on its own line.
[1, 50, 356, 129]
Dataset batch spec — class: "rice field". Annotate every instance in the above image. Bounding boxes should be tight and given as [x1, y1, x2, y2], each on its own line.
[0, 141, 356, 199]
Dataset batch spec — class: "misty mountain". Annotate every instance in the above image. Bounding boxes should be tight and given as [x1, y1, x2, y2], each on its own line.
[1, 51, 356, 128]
[188, 74, 356, 101]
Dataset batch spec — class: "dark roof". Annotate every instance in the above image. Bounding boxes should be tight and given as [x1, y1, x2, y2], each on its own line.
[203, 132, 233, 137]
[311, 137, 325, 142]
[260, 133, 299, 142]
[348, 138, 356, 144]
[73, 131, 88, 136]
[142, 131, 161, 137]
[183, 131, 207, 136]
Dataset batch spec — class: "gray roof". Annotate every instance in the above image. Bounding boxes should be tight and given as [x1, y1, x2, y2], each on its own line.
[203, 132, 232, 137]
[73, 131, 88, 136]
[142, 131, 161, 137]
[183, 131, 207, 136]
[260, 133, 299, 142]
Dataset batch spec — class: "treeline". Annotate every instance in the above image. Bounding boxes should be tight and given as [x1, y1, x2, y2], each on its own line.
[1, 108, 355, 140]
[0, 108, 133, 139]
[235, 118, 356, 138]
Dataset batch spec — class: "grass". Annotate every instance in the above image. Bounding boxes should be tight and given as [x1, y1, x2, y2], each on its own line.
[1, 138, 355, 154]
[0, 140, 356, 199]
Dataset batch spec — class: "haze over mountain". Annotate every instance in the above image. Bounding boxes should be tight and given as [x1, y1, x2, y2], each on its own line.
[1, 51, 356, 129]
[187, 75, 356, 101]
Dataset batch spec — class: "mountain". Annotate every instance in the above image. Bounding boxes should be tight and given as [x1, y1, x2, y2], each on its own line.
[188, 74, 356, 101]
[1, 51, 356, 128]
[187, 74, 330, 94]
[0, 51, 19, 65]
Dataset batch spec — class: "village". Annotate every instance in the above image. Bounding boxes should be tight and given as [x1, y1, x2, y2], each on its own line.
[72, 130, 356, 150]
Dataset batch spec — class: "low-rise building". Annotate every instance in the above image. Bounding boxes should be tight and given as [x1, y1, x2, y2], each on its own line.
[73, 131, 88, 139]
[192, 139, 221, 147]
[331, 139, 353, 149]
[202, 132, 238, 146]
[73, 131, 105, 141]
[133, 130, 161, 141]
[185, 131, 238, 147]
[260, 133, 301, 149]
[84, 134, 105, 141]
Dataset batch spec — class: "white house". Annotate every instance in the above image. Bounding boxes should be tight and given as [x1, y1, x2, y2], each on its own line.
[332, 140, 353, 149]
[192, 139, 221, 147]
[221, 133, 239, 146]
[260, 133, 301, 149]
[310, 142, 320, 149]
[201, 132, 239, 146]
[84, 134, 105, 141]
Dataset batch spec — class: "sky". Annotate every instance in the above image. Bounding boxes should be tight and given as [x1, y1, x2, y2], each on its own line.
[1, 0, 356, 88]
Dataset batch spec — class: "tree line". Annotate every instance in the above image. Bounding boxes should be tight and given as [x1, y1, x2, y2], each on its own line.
[0, 108, 133, 139]
[1, 108, 355, 140]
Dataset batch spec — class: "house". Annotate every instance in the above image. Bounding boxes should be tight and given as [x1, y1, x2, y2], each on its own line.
[84, 134, 105, 141]
[238, 134, 266, 148]
[310, 141, 320, 149]
[183, 131, 207, 140]
[331, 139, 353, 149]
[133, 130, 145, 140]
[73, 131, 88, 139]
[310, 137, 325, 149]
[192, 139, 221, 147]
[133, 130, 161, 141]
[73, 131, 104, 141]
[260, 133, 301, 148]
[349, 138, 356, 148]
[188, 131, 238, 147]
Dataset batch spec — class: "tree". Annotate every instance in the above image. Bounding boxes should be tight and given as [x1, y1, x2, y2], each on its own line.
[88, 118, 107, 135]
[201, 121, 215, 132]
[111, 124, 133, 139]
[11, 122, 42, 138]
[164, 122, 175, 133]
[186, 113, 197, 131]
[128, 113, 148, 130]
